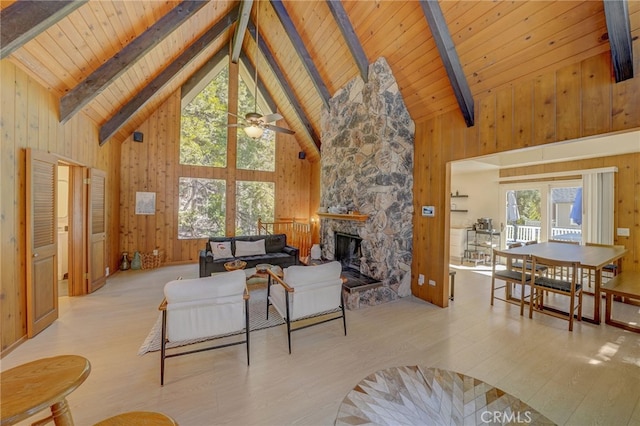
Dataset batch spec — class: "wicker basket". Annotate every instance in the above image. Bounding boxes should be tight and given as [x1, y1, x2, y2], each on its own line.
[141, 251, 163, 269]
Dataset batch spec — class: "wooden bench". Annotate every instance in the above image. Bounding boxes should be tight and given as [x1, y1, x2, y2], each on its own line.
[601, 271, 640, 333]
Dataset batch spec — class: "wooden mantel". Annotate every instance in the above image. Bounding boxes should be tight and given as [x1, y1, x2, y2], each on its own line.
[317, 212, 369, 222]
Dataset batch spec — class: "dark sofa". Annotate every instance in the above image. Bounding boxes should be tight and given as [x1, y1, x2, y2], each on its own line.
[199, 234, 299, 277]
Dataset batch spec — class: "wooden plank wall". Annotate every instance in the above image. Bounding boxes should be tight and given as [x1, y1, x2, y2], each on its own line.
[413, 49, 640, 308]
[118, 91, 312, 264]
[0, 61, 121, 353]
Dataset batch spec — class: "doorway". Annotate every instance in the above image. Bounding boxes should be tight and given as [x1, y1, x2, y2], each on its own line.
[57, 165, 70, 297]
[56, 161, 89, 299]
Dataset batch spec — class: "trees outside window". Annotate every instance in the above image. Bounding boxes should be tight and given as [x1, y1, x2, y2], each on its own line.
[179, 58, 278, 238]
[236, 181, 274, 235]
[178, 177, 226, 239]
[180, 65, 228, 167]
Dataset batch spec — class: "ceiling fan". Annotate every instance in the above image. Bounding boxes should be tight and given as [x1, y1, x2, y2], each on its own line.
[228, 111, 294, 139]
[228, 1, 294, 139]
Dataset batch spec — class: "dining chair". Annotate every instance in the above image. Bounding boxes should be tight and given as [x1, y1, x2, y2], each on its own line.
[584, 243, 622, 287]
[529, 255, 582, 331]
[549, 239, 580, 244]
[547, 239, 580, 281]
[511, 240, 549, 277]
[490, 248, 532, 315]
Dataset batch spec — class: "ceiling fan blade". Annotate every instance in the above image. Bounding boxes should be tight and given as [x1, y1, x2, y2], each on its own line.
[261, 113, 283, 123]
[264, 124, 295, 135]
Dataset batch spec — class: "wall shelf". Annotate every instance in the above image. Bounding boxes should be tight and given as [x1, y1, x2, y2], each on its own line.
[317, 212, 369, 222]
[451, 209, 468, 212]
[451, 194, 469, 198]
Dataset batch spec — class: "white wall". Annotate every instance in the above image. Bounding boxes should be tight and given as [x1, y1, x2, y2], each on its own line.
[450, 169, 501, 231]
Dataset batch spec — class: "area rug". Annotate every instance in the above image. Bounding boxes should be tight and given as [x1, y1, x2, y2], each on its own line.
[335, 366, 555, 425]
[138, 287, 283, 355]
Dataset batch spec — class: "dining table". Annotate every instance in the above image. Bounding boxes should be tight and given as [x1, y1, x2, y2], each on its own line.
[508, 242, 627, 324]
[0, 354, 91, 426]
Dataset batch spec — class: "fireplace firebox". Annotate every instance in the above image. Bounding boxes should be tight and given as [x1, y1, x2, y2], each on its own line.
[333, 232, 381, 293]
[334, 232, 362, 271]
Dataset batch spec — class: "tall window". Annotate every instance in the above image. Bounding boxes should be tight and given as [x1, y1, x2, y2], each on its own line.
[236, 181, 274, 235]
[178, 58, 278, 238]
[237, 76, 275, 171]
[178, 177, 226, 239]
[180, 65, 229, 167]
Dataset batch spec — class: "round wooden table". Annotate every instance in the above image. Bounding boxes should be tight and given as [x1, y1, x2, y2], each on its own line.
[1, 354, 91, 426]
[94, 411, 178, 426]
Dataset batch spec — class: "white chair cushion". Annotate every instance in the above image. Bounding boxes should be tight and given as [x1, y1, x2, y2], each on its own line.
[271, 261, 343, 321]
[284, 261, 341, 285]
[164, 270, 246, 302]
[164, 270, 246, 341]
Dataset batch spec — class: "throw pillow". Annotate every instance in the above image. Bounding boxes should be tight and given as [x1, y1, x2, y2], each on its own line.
[235, 239, 266, 257]
[210, 241, 233, 260]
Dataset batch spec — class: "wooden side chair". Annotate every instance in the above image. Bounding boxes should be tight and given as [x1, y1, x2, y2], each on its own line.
[529, 255, 582, 331]
[490, 248, 533, 315]
[549, 239, 580, 244]
[511, 240, 548, 277]
[548, 239, 580, 281]
[584, 243, 623, 288]
[159, 270, 250, 385]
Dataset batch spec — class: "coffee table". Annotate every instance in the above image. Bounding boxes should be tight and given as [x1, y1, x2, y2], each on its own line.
[245, 264, 283, 284]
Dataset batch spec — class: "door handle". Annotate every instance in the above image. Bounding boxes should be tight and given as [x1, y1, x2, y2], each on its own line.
[33, 253, 38, 257]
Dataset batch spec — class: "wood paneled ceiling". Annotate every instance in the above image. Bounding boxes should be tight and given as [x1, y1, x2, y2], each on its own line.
[2, 0, 638, 163]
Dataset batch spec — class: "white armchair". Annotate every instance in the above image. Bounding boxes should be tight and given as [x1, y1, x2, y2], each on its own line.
[159, 270, 249, 385]
[266, 261, 346, 353]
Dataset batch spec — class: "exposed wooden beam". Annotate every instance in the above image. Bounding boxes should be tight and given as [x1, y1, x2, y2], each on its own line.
[0, 0, 87, 59]
[60, 0, 208, 124]
[247, 19, 321, 150]
[239, 54, 278, 113]
[230, 0, 253, 63]
[420, 0, 474, 127]
[326, 0, 368, 83]
[99, 6, 239, 145]
[270, 0, 331, 108]
[603, 0, 634, 82]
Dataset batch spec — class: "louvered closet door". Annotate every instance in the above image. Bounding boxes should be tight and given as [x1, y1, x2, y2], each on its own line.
[88, 168, 107, 293]
[26, 149, 58, 337]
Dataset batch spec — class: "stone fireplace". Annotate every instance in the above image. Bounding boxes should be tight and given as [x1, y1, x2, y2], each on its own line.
[319, 57, 415, 309]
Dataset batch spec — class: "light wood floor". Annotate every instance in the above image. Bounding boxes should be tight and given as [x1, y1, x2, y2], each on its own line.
[3, 264, 640, 425]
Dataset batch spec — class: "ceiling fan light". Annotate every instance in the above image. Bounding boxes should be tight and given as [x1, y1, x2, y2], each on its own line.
[244, 125, 264, 139]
